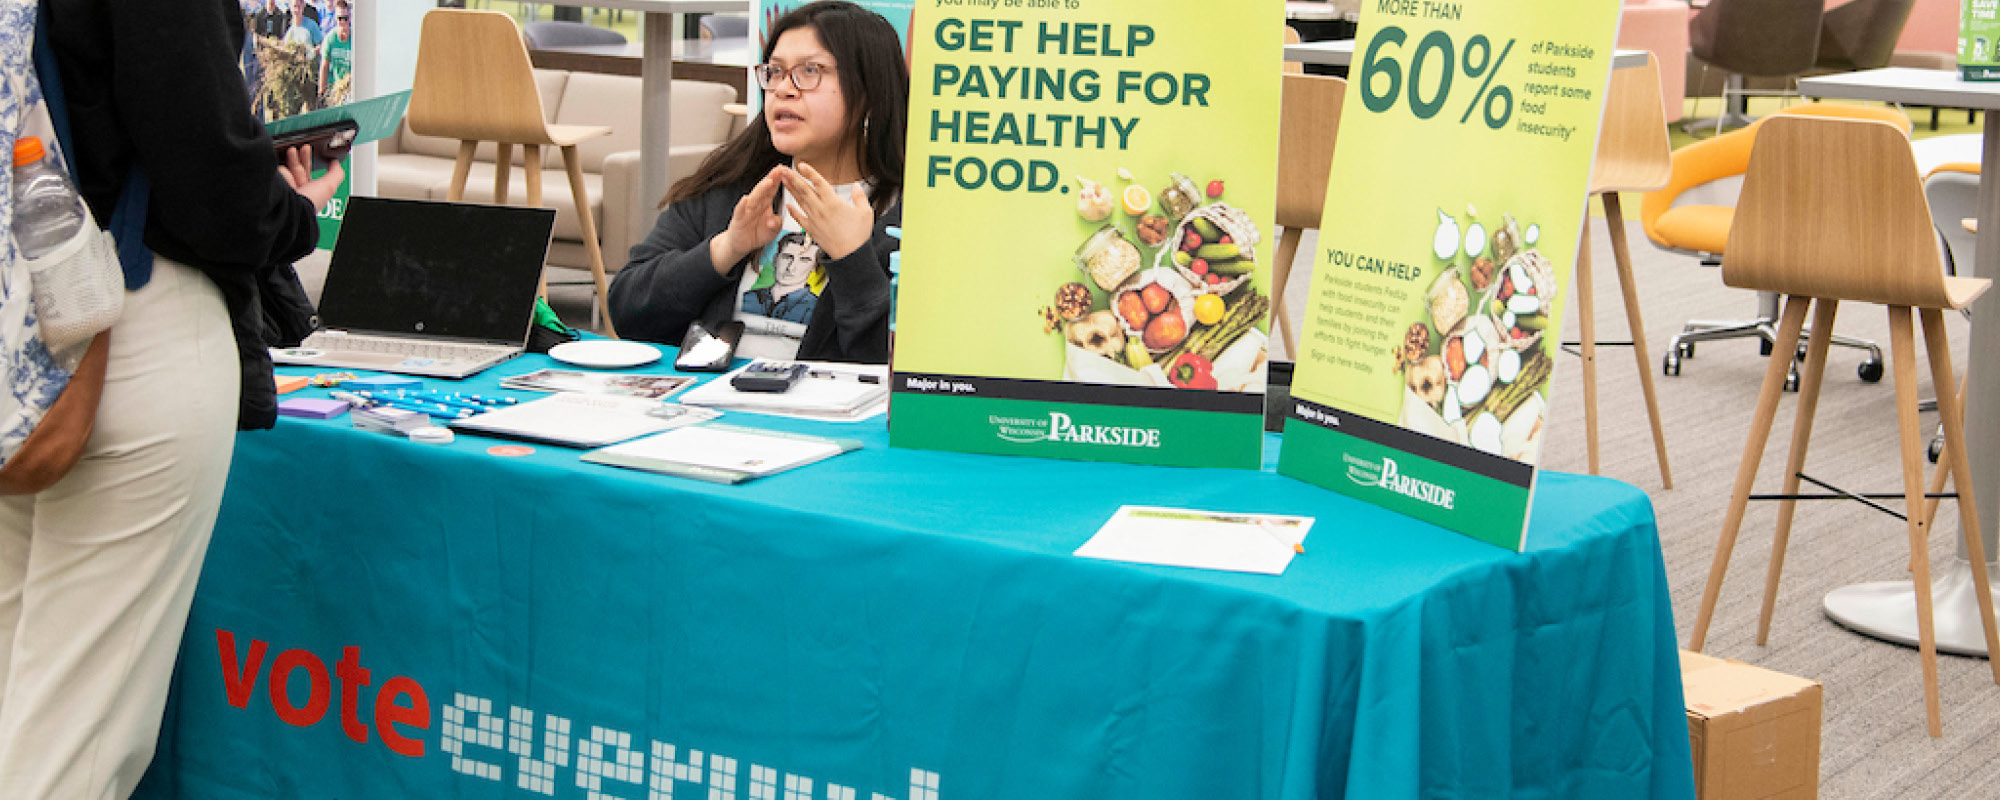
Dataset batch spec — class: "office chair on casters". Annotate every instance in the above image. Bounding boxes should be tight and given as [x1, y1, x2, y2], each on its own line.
[1687, 114, 1998, 738]
[411, 9, 620, 338]
[1640, 104, 1905, 390]
[1814, 0, 1916, 73]
[1684, 0, 1823, 135]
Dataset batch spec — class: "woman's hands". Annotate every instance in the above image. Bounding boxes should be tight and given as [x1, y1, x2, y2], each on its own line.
[708, 162, 873, 275]
[782, 161, 872, 260]
[709, 165, 786, 275]
[278, 145, 345, 213]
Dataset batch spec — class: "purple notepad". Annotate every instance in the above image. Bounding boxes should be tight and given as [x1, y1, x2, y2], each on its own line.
[278, 398, 350, 420]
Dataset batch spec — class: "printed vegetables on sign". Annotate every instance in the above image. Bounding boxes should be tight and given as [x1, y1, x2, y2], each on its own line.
[1048, 168, 1269, 393]
[1395, 204, 1559, 462]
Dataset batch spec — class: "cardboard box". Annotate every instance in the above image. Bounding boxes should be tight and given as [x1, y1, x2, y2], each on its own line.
[1681, 651, 1822, 800]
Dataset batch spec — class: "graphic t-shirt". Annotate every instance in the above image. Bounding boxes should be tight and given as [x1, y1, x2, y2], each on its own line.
[733, 180, 868, 360]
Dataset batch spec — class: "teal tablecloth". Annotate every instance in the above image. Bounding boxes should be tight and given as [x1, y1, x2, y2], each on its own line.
[136, 356, 1694, 800]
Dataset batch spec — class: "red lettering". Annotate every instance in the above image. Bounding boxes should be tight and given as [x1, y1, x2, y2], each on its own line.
[269, 648, 332, 727]
[336, 646, 372, 743]
[376, 676, 430, 757]
[216, 629, 267, 709]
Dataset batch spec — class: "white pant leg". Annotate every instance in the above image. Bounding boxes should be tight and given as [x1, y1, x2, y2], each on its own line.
[0, 256, 241, 800]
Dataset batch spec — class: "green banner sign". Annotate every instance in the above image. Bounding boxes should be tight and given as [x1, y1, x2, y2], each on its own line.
[892, 0, 1282, 468]
[1278, 1, 1621, 550]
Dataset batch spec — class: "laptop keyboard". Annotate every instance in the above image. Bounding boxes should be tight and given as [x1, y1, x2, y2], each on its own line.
[300, 332, 513, 363]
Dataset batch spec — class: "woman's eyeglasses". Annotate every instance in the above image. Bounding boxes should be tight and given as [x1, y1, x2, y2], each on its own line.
[753, 63, 834, 92]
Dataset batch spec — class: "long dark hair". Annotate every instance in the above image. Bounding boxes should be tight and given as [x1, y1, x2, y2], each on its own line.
[665, 1, 907, 217]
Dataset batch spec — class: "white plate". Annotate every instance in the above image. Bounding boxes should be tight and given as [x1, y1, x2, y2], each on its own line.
[546, 340, 663, 369]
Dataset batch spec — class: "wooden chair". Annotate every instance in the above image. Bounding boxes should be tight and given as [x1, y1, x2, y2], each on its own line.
[1283, 25, 1303, 75]
[1577, 53, 1673, 488]
[1688, 114, 1998, 737]
[1269, 74, 1344, 358]
[1641, 103, 1907, 385]
[411, 8, 620, 338]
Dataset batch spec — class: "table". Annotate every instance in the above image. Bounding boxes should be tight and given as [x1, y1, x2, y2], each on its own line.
[530, 37, 754, 101]
[1286, 1, 1359, 22]
[132, 360, 1693, 799]
[543, 0, 750, 213]
[1284, 40, 1651, 69]
[1798, 68, 2000, 656]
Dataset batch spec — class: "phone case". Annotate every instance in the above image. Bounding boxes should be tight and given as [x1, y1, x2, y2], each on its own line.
[272, 120, 361, 164]
[674, 320, 743, 372]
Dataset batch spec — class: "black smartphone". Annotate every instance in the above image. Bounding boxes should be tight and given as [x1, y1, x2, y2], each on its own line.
[272, 119, 360, 168]
[731, 361, 808, 393]
[673, 321, 743, 372]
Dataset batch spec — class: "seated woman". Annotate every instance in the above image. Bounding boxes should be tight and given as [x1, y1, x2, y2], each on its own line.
[608, 1, 906, 363]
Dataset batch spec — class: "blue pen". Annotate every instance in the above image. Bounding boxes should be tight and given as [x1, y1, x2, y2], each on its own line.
[358, 393, 470, 420]
[408, 392, 487, 413]
[329, 390, 374, 408]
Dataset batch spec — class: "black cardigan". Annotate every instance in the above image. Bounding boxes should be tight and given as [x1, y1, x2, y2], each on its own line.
[607, 181, 899, 364]
[48, 0, 321, 429]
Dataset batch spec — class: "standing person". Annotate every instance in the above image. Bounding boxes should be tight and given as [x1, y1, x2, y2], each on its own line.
[248, 0, 286, 40]
[282, 0, 319, 47]
[607, 1, 906, 363]
[0, 0, 343, 797]
[316, 0, 350, 106]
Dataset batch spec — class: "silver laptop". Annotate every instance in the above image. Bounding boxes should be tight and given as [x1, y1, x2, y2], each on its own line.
[272, 197, 555, 379]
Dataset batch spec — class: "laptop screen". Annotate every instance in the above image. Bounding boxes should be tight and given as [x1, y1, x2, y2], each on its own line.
[317, 197, 556, 344]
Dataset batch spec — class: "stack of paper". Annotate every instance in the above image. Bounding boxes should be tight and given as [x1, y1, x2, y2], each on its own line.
[1074, 506, 1315, 576]
[450, 393, 714, 448]
[500, 369, 693, 399]
[583, 424, 859, 484]
[678, 361, 888, 422]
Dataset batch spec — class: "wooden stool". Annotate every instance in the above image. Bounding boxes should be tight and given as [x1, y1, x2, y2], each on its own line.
[1268, 73, 1345, 359]
[1577, 53, 1673, 488]
[411, 8, 620, 338]
[1687, 114, 1998, 737]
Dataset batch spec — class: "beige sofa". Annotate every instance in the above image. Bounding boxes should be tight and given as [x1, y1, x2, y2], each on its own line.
[376, 70, 740, 277]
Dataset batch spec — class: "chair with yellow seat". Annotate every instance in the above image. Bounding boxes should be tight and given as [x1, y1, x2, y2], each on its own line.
[1574, 52, 1673, 487]
[1687, 114, 1998, 738]
[411, 8, 620, 338]
[1640, 103, 1908, 385]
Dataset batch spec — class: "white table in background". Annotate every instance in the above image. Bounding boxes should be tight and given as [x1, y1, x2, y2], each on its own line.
[543, 0, 749, 210]
[1800, 68, 2000, 656]
[1283, 40, 1650, 69]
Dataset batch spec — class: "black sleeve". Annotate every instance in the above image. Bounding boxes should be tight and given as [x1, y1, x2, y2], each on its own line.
[607, 187, 745, 345]
[813, 201, 898, 358]
[49, 0, 318, 275]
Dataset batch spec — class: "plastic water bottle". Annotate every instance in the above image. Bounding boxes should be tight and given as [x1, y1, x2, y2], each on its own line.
[13, 136, 85, 260]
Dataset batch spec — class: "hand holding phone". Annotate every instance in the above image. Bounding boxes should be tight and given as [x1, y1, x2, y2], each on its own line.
[272, 120, 360, 168]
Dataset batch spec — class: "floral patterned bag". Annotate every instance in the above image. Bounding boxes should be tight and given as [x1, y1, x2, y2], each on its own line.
[0, 1, 123, 494]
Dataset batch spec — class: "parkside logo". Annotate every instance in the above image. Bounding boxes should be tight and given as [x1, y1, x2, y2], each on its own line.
[989, 412, 1161, 448]
[1345, 454, 1456, 510]
[216, 630, 941, 800]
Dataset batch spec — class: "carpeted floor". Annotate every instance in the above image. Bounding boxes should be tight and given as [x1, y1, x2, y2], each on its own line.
[1275, 216, 1994, 800]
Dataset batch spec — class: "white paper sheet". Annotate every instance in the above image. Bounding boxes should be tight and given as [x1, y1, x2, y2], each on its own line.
[595, 425, 845, 477]
[1074, 506, 1314, 576]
